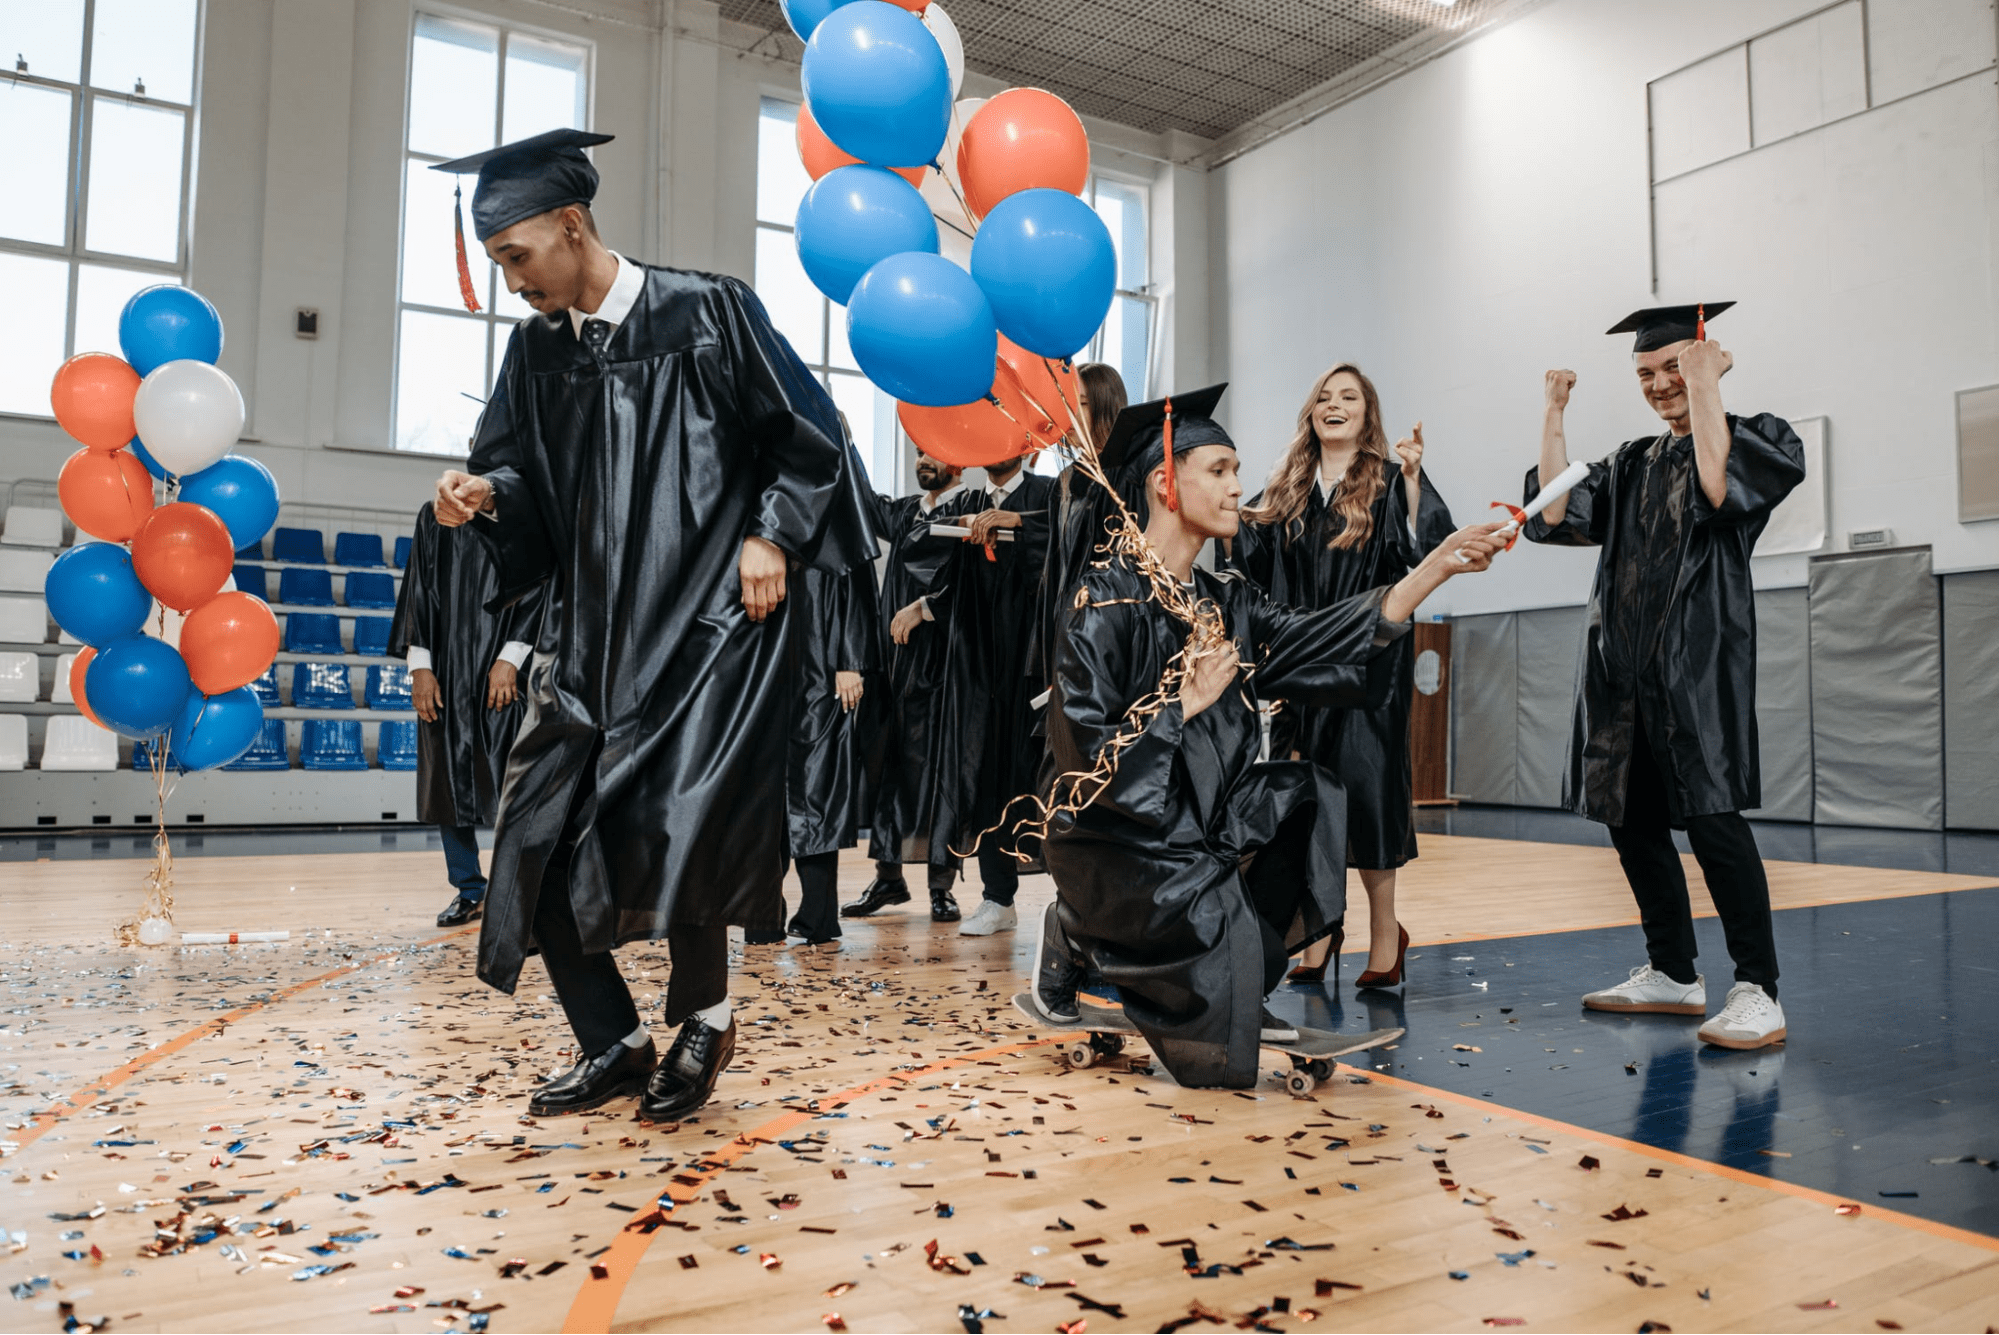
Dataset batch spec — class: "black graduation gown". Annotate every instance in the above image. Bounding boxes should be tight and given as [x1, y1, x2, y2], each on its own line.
[1229, 460, 1455, 868]
[1029, 463, 1119, 692]
[1043, 560, 1405, 1088]
[1523, 413, 1805, 826]
[387, 503, 545, 828]
[787, 556, 884, 858]
[912, 473, 1057, 863]
[866, 489, 961, 865]
[464, 265, 876, 994]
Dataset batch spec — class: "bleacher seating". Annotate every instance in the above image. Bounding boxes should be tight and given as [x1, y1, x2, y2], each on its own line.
[334, 532, 386, 567]
[366, 663, 412, 709]
[1, 506, 63, 547]
[247, 665, 282, 705]
[378, 719, 419, 770]
[0, 548, 53, 592]
[40, 715, 118, 770]
[0, 651, 37, 702]
[279, 567, 336, 607]
[283, 612, 344, 655]
[223, 720, 290, 771]
[353, 615, 393, 657]
[272, 527, 326, 564]
[232, 563, 269, 601]
[0, 596, 48, 644]
[394, 535, 411, 569]
[51, 651, 79, 704]
[300, 718, 367, 770]
[0, 714, 25, 770]
[346, 571, 397, 608]
[293, 662, 356, 709]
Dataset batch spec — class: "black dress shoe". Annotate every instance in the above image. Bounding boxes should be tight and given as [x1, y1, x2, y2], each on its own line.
[528, 1038, 656, 1116]
[639, 1017, 737, 1122]
[743, 929, 786, 945]
[930, 890, 961, 922]
[436, 894, 484, 928]
[786, 914, 841, 945]
[840, 877, 912, 918]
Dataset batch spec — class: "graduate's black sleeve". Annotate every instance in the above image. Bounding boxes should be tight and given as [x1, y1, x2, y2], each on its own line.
[1051, 594, 1183, 829]
[465, 334, 558, 609]
[499, 577, 547, 656]
[1521, 454, 1614, 548]
[1244, 581, 1409, 711]
[832, 560, 884, 675]
[1409, 465, 1458, 557]
[1228, 504, 1285, 602]
[1692, 412, 1806, 527]
[386, 505, 439, 659]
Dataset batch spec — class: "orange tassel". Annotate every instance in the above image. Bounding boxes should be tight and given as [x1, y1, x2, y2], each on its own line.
[454, 183, 482, 314]
[1694, 301, 1706, 342]
[1161, 397, 1179, 512]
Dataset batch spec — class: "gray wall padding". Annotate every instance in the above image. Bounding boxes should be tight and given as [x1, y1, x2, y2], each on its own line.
[1809, 548, 1943, 831]
[1745, 586, 1813, 822]
[1450, 612, 1518, 805]
[1943, 569, 1999, 830]
[1514, 606, 1586, 809]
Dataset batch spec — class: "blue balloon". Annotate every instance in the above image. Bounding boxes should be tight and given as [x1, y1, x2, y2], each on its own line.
[970, 189, 1118, 360]
[802, 1, 950, 169]
[781, 0, 851, 40]
[127, 436, 170, 480]
[795, 166, 940, 306]
[846, 252, 997, 406]
[169, 685, 264, 772]
[119, 286, 224, 378]
[178, 454, 281, 553]
[86, 636, 191, 740]
[44, 543, 153, 648]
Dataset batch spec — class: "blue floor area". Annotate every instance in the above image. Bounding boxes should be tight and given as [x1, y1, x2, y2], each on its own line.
[0, 825, 489, 862]
[1267, 886, 1999, 1239]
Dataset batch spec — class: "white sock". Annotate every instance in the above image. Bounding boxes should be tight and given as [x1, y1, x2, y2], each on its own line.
[692, 997, 732, 1030]
[618, 1024, 650, 1050]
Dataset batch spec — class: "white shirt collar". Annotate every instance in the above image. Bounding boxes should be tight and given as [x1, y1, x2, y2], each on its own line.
[568, 251, 643, 340]
[986, 467, 1026, 503]
[919, 482, 966, 515]
[1316, 471, 1344, 501]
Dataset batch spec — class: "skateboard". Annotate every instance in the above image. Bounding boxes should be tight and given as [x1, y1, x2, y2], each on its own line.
[1011, 993, 1404, 1097]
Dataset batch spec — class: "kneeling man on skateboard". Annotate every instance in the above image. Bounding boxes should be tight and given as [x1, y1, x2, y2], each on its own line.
[1028, 386, 1506, 1088]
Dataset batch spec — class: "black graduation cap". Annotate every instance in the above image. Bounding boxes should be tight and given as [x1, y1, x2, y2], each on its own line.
[1606, 300, 1734, 352]
[431, 128, 613, 311]
[1097, 383, 1231, 514]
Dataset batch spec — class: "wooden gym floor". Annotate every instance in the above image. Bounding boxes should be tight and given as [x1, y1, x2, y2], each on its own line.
[2, 836, 1995, 1333]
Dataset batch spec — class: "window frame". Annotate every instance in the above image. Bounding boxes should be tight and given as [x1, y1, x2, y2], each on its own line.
[391, 4, 596, 456]
[1079, 169, 1157, 403]
[0, 0, 204, 420]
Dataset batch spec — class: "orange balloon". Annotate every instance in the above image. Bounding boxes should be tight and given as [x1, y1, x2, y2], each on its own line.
[884, 0, 926, 10]
[796, 103, 927, 187]
[899, 350, 1067, 469]
[50, 352, 142, 451]
[180, 591, 280, 695]
[132, 501, 235, 612]
[58, 447, 156, 542]
[70, 646, 106, 730]
[957, 89, 1090, 220]
[997, 335, 1078, 441]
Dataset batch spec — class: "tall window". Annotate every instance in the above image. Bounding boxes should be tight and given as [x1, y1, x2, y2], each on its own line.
[0, 0, 200, 418]
[395, 13, 589, 455]
[1085, 176, 1152, 403]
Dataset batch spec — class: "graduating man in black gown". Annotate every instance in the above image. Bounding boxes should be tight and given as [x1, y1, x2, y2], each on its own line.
[389, 502, 545, 927]
[843, 450, 968, 920]
[430, 129, 873, 1120]
[1035, 386, 1505, 1088]
[1525, 303, 1803, 1052]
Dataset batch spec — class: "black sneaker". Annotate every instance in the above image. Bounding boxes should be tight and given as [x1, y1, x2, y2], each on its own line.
[1032, 902, 1086, 1023]
[1259, 1008, 1300, 1043]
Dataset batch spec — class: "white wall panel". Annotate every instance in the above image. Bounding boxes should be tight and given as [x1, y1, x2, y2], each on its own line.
[1652, 47, 1752, 179]
[1748, 0, 1867, 146]
[1867, 0, 1998, 103]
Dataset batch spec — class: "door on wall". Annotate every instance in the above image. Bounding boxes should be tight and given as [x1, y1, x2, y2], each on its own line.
[1410, 621, 1451, 805]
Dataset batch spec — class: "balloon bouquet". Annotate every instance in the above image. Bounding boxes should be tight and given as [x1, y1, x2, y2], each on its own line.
[784, 0, 1114, 467]
[42, 287, 282, 946]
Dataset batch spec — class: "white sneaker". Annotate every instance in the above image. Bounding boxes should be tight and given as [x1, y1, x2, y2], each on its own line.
[1698, 983, 1786, 1050]
[958, 901, 1018, 937]
[1582, 965, 1706, 1015]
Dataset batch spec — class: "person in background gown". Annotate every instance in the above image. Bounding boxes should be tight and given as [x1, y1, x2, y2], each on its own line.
[1229, 363, 1456, 988]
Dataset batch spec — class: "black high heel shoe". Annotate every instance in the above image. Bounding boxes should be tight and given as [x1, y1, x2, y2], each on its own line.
[1355, 924, 1409, 989]
[1286, 924, 1344, 985]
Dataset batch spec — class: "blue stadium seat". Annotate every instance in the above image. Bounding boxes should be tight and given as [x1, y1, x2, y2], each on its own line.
[247, 665, 282, 706]
[378, 719, 419, 771]
[345, 571, 396, 608]
[352, 615, 392, 657]
[232, 563, 268, 601]
[300, 719, 367, 770]
[282, 612, 344, 655]
[292, 662, 355, 709]
[393, 535, 412, 569]
[333, 532, 385, 567]
[132, 736, 179, 771]
[279, 567, 335, 607]
[222, 720, 290, 771]
[366, 663, 412, 709]
[272, 527, 326, 564]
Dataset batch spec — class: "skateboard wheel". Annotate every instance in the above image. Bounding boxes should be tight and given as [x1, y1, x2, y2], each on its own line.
[1306, 1058, 1333, 1081]
[1090, 1032, 1126, 1057]
[1283, 1068, 1316, 1098]
[1064, 1042, 1098, 1070]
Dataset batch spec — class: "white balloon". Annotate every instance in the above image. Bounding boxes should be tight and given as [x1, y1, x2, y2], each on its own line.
[923, 2, 964, 99]
[132, 360, 245, 476]
[921, 96, 984, 265]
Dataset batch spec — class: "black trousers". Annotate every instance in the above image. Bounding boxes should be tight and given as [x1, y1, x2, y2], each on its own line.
[875, 856, 963, 893]
[790, 850, 842, 940]
[1607, 723, 1779, 999]
[977, 843, 1020, 906]
[1244, 804, 1317, 998]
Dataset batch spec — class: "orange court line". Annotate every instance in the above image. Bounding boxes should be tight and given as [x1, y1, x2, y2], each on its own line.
[10, 924, 479, 1155]
[561, 1034, 1070, 1334]
[1352, 1064, 1999, 1255]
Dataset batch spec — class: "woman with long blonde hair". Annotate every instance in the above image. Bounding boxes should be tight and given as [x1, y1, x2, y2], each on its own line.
[1232, 363, 1455, 988]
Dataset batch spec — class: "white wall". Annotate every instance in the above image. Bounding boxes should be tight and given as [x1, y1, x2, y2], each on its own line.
[1213, 0, 1999, 615]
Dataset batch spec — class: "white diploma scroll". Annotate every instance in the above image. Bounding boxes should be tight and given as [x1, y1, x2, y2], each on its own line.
[180, 931, 291, 945]
[929, 524, 1015, 542]
[1455, 460, 1592, 563]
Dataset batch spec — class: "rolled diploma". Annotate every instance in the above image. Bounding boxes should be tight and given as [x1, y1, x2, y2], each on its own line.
[929, 524, 1015, 542]
[1455, 459, 1593, 563]
[181, 931, 291, 945]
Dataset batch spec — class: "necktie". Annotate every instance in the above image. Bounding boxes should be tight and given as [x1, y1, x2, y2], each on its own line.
[582, 317, 611, 352]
